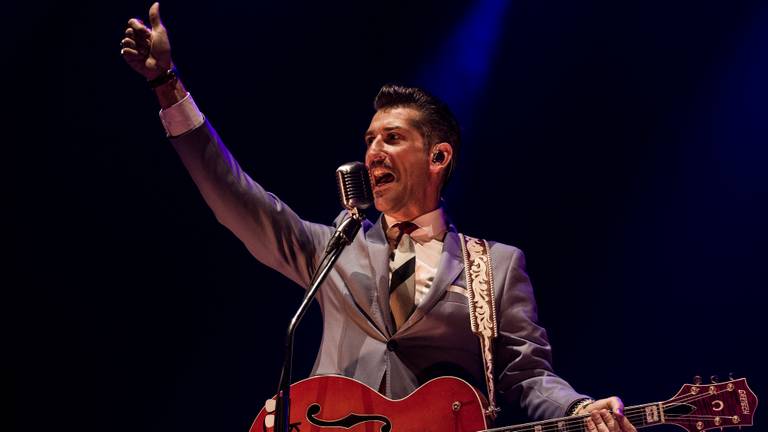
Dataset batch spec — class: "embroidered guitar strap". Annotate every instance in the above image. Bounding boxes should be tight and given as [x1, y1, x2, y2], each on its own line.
[458, 234, 499, 420]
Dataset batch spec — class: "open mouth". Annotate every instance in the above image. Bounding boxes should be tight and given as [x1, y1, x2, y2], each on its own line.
[371, 169, 396, 187]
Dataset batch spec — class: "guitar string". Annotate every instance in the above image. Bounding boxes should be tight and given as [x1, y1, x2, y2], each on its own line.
[485, 399, 724, 432]
[485, 412, 648, 432]
[488, 382, 749, 431]
[484, 395, 702, 432]
[486, 411, 706, 432]
[483, 406, 742, 432]
[482, 387, 743, 432]
[482, 402, 662, 432]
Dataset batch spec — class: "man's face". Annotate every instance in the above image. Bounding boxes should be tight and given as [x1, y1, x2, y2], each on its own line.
[364, 107, 437, 220]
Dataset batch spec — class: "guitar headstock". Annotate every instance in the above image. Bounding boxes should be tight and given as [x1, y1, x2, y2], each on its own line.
[662, 377, 757, 432]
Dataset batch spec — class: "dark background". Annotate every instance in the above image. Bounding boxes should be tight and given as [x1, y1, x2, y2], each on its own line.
[9, 1, 767, 431]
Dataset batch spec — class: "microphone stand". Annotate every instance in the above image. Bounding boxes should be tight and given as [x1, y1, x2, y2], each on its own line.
[274, 208, 365, 432]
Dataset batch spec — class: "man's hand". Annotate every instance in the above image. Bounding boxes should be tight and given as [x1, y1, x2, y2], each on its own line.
[121, 2, 172, 80]
[579, 397, 637, 432]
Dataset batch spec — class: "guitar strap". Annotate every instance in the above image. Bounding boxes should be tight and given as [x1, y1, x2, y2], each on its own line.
[458, 233, 500, 420]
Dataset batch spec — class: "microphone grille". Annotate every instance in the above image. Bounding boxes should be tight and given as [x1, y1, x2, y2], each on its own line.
[336, 162, 373, 211]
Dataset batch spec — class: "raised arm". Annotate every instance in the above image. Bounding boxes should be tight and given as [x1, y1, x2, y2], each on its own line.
[120, 3, 335, 288]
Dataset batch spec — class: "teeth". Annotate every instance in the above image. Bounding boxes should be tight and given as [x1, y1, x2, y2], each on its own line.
[371, 169, 393, 186]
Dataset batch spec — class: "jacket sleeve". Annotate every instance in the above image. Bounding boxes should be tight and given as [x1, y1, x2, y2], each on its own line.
[495, 246, 590, 420]
[169, 121, 335, 288]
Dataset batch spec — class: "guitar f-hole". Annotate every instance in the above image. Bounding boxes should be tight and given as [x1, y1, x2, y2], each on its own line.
[306, 403, 393, 432]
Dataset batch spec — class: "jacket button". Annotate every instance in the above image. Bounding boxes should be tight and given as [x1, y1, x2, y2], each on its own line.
[386, 340, 398, 352]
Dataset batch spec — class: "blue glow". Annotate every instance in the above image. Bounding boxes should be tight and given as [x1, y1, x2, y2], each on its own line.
[416, 0, 511, 122]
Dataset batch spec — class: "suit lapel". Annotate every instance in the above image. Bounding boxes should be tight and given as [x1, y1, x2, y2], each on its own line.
[397, 229, 464, 333]
[357, 216, 394, 336]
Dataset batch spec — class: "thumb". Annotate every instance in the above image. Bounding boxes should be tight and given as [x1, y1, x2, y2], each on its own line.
[148, 2, 162, 29]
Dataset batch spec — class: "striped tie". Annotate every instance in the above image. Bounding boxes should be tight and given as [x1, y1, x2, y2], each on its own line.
[388, 222, 418, 330]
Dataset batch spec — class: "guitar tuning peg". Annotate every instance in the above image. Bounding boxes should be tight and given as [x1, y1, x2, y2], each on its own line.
[711, 375, 719, 383]
[693, 375, 702, 385]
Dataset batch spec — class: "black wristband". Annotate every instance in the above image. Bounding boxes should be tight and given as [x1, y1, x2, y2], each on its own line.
[148, 66, 177, 89]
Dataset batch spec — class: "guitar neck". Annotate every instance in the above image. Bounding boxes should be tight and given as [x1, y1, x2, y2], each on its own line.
[487, 403, 663, 432]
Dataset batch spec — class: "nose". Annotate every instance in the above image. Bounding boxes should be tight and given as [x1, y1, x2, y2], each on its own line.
[365, 135, 386, 165]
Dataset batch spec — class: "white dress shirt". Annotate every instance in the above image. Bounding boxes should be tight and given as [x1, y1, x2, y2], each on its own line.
[384, 208, 448, 305]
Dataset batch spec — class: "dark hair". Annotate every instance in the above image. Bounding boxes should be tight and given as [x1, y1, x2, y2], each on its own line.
[373, 84, 461, 186]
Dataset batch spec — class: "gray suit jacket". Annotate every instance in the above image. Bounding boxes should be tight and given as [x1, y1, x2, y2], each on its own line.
[170, 121, 589, 420]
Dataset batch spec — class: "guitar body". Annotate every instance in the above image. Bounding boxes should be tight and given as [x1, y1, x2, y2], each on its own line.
[251, 375, 758, 432]
[250, 375, 489, 432]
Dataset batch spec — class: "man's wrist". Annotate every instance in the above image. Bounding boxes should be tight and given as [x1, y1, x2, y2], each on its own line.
[567, 398, 595, 416]
[148, 66, 178, 88]
[154, 72, 187, 109]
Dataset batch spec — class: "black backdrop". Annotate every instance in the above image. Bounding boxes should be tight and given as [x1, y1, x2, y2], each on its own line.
[10, 1, 767, 431]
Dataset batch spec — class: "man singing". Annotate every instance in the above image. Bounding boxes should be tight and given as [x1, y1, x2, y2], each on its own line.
[121, 4, 636, 431]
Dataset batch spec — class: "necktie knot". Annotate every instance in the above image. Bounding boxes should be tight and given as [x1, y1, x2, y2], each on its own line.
[387, 221, 419, 250]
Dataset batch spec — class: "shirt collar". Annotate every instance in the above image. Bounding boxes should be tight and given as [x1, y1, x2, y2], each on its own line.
[383, 207, 448, 244]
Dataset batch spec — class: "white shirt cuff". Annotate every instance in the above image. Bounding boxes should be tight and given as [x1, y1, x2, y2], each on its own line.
[159, 92, 205, 137]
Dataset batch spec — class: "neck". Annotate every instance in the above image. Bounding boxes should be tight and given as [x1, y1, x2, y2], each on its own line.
[383, 195, 441, 222]
[384, 207, 438, 223]
[485, 403, 663, 432]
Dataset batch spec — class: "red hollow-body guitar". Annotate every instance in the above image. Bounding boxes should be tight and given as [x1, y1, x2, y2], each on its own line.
[250, 375, 757, 432]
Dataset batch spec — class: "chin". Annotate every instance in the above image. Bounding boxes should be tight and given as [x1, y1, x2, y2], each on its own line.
[372, 189, 404, 216]
[373, 199, 388, 213]
[373, 196, 401, 216]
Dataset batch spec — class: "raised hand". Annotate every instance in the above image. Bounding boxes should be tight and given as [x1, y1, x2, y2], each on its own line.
[121, 2, 172, 80]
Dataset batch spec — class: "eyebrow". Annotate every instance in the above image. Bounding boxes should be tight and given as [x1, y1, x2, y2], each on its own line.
[364, 125, 407, 138]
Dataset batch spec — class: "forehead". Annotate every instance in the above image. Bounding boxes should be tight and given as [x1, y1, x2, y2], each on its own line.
[366, 107, 422, 135]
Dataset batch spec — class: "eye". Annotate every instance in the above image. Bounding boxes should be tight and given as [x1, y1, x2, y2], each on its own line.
[365, 136, 374, 146]
[387, 132, 401, 142]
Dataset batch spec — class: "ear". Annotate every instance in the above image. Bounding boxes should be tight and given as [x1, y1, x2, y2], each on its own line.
[429, 142, 453, 175]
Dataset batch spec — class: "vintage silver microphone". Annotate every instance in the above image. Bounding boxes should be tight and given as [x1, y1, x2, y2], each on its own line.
[326, 162, 372, 253]
[335, 161, 373, 217]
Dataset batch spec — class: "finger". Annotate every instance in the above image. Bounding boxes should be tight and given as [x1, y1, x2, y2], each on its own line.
[120, 38, 137, 49]
[586, 417, 598, 431]
[120, 47, 140, 57]
[148, 2, 162, 29]
[591, 411, 611, 432]
[616, 412, 636, 432]
[127, 18, 151, 38]
[585, 399, 609, 413]
[599, 410, 617, 432]
[124, 22, 151, 51]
